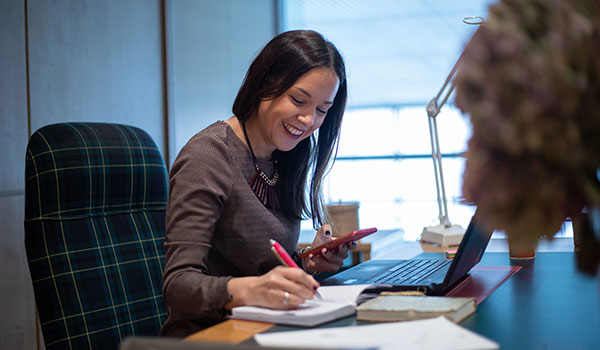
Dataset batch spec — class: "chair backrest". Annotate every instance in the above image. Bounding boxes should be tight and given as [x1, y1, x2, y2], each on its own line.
[24, 122, 168, 349]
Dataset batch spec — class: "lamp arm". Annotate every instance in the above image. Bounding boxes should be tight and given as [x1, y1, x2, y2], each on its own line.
[420, 20, 482, 243]
[425, 55, 462, 228]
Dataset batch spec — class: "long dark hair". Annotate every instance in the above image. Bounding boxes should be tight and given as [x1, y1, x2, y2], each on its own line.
[232, 30, 347, 228]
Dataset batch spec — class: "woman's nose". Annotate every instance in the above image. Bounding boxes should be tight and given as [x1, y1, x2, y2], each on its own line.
[298, 110, 315, 127]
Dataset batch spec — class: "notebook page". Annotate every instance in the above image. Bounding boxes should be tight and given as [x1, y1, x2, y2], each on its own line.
[317, 284, 374, 305]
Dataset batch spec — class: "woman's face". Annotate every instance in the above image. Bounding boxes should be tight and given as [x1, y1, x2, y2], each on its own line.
[251, 67, 340, 158]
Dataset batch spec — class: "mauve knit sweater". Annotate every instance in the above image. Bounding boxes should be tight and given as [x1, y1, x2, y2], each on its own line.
[160, 121, 300, 337]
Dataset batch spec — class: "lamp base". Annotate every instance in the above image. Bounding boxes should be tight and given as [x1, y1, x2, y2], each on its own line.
[421, 224, 466, 246]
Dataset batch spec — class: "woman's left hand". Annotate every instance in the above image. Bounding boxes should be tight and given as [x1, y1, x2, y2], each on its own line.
[302, 224, 357, 273]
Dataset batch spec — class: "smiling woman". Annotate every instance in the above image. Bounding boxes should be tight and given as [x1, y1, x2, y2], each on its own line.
[231, 67, 339, 208]
[160, 30, 356, 337]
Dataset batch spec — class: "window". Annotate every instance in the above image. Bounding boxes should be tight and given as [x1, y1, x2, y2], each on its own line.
[280, 0, 572, 239]
[326, 105, 471, 239]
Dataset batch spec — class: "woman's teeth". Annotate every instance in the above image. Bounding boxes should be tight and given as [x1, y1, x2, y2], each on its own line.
[283, 122, 303, 136]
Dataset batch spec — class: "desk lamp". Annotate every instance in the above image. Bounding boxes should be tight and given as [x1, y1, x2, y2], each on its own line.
[420, 17, 484, 246]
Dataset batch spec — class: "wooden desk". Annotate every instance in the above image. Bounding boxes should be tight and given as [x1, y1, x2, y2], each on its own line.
[185, 320, 274, 344]
[187, 238, 600, 348]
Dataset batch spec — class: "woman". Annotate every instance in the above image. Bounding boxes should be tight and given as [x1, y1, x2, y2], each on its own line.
[161, 30, 352, 337]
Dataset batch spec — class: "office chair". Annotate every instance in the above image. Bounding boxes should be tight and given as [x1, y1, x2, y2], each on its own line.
[24, 122, 168, 349]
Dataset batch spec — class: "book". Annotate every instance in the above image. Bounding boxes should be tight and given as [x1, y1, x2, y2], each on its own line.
[230, 284, 374, 327]
[356, 295, 476, 323]
[254, 316, 499, 349]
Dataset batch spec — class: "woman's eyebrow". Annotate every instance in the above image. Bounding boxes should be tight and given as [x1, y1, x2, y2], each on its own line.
[295, 87, 334, 105]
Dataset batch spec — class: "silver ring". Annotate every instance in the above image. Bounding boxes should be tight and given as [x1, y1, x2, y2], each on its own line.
[282, 291, 290, 305]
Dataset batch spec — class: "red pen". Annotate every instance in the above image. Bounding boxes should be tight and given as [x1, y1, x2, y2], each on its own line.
[270, 239, 299, 268]
[269, 239, 321, 299]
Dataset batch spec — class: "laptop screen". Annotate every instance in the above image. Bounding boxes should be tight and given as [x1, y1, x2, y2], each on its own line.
[442, 211, 493, 288]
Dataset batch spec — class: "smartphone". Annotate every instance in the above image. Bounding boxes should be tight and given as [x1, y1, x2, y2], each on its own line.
[298, 227, 377, 259]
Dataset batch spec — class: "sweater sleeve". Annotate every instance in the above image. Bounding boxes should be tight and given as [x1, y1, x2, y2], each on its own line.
[162, 132, 234, 321]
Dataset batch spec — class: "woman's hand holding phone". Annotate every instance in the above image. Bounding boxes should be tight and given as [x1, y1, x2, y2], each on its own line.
[300, 225, 377, 273]
[299, 227, 377, 259]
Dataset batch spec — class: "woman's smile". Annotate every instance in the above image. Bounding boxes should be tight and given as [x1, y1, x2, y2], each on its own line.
[282, 121, 304, 138]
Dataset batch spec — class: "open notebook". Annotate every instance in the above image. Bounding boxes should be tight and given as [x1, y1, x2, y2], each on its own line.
[230, 284, 374, 327]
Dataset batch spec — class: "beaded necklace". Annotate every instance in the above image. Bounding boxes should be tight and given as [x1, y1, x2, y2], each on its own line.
[241, 122, 280, 208]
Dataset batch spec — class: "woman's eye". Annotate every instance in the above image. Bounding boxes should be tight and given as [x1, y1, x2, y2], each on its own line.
[290, 96, 304, 104]
[316, 108, 327, 115]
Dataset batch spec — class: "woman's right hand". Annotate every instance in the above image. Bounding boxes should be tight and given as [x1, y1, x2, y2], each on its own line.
[225, 266, 319, 310]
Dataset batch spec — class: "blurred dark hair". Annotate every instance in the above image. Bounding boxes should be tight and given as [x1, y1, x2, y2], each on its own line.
[232, 30, 347, 228]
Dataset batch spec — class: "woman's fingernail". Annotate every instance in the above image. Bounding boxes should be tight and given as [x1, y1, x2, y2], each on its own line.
[325, 230, 331, 236]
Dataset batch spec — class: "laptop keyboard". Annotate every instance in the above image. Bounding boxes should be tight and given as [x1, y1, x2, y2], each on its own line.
[366, 259, 451, 285]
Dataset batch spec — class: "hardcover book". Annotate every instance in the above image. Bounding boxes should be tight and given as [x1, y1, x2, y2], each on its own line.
[356, 295, 476, 323]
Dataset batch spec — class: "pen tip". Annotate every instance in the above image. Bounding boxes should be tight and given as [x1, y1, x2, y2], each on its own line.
[269, 239, 276, 245]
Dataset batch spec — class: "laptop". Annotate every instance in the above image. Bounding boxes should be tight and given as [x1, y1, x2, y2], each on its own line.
[321, 210, 493, 295]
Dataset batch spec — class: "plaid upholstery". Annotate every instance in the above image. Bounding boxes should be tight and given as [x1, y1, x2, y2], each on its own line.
[24, 123, 168, 349]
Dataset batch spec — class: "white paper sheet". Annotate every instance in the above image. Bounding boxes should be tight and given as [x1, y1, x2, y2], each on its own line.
[254, 316, 499, 350]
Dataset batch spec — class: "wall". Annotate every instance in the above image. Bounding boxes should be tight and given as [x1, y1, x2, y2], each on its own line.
[27, 0, 166, 148]
[169, 0, 276, 160]
[0, 0, 275, 348]
[1, 0, 39, 348]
